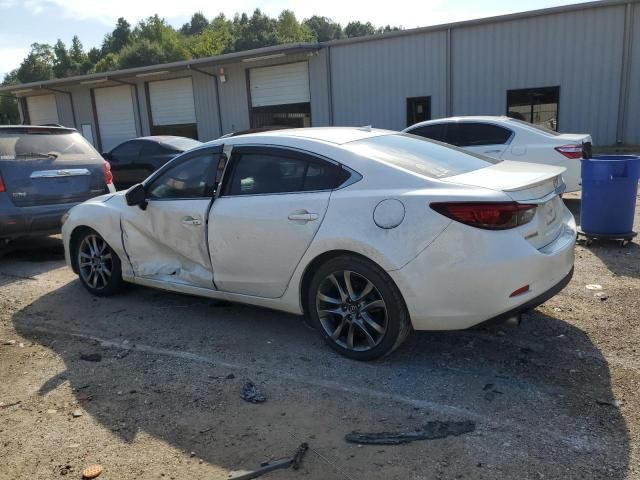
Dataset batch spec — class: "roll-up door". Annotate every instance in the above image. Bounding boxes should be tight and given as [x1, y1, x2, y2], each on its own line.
[26, 95, 59, 125]
[147, 77, 198, 139]
[94, 85, 137, 151]
[249, 62, 310, 107]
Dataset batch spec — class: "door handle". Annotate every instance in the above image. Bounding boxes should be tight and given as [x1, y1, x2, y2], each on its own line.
[288, 211, 319, 222]
[181, 216, 202, 226]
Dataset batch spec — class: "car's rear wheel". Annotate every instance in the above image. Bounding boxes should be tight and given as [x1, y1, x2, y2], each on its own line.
[76, 230, 123, 296]
[307, 255, 411, 361]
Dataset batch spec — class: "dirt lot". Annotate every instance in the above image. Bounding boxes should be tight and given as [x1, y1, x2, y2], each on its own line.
[1, 193, 639, 480]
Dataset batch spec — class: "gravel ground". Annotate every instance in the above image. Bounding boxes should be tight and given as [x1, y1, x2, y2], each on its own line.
[0, 193, 639, 480]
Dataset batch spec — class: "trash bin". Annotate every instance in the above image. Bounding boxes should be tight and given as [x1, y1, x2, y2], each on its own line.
[580, 155, 640, 245]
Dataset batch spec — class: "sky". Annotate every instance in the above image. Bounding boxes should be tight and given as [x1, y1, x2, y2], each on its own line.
[0, 0, 592, 77]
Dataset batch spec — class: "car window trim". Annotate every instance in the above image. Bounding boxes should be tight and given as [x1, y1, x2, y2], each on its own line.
[219, 144, 353, 198]
[143, 145, 224, 202]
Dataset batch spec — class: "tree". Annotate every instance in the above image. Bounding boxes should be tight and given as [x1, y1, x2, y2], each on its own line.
[276, 10, 313, 43]
[180, 12, 209, 36]
[94, 52, 119, 73]
[102, 17, 131, 55]
[69, 36, 91, 75]
[232, 9, 279, 51]
[53, 39, 71, 78]
[304, 16, 344, 42]
[344, 21, 376, 38]
[0, 70, 20, 124]
[17, 43, 55, 83]
[87, 47, 101, 65]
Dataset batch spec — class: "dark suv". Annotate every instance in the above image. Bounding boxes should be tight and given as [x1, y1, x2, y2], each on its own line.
[0, 126, 115, 242]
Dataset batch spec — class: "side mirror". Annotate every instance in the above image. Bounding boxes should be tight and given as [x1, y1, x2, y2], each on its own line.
[102, 152, 111, 161]
[125, 183, 147, 209]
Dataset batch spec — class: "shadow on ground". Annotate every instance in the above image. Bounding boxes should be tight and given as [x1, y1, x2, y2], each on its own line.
[11, 278, 631, 478]
[0, 236, 65, 287]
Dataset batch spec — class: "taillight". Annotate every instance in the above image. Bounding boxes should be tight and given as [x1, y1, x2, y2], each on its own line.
[103, 160, 113, 185]
[554, 145, 582, 159]
[430, 202, 537, 230]
[0, 172, 5, 192]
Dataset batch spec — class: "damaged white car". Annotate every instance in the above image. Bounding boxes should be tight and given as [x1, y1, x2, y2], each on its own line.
[62, 128, 576, 360]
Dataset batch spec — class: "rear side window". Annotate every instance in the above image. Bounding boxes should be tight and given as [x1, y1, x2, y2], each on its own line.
[224, 149, 344, 196]
[0, 130, 99, 160]
[345, 133, 500, 179]
[140, 142, 172, 157]
[111, 141, 143, 159]
[450, 123, 512, 147]
[408, 124, 448, 143]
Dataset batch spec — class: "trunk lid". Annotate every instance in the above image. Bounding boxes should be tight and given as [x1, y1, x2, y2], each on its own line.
[442, 160, 567, 249]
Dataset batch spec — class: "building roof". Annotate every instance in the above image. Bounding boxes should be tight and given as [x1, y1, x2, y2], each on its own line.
[1, 0, 637, 95]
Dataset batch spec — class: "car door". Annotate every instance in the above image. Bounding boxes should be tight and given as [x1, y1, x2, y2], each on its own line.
[448, 122, 513, 159]
[107, 140, 144, 189]
[120, 146, 223, 289]
[208, 146, 341, 298]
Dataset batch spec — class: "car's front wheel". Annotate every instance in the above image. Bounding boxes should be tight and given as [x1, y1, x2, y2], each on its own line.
[307, 255, 411, 361]
[76, 230, 124, 296]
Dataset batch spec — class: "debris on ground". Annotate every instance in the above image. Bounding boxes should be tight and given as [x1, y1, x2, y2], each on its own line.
[226, 373, 235, 380]
[241, 382, 266, 403]
[81, 464, 103, 479]
[79, 353, 102, 362]
[585, 284, 603, 290]
[0, 400, 21, 409]
[596, 399, 622, 407]
[229, 443, 308, 479]
[72, 409, 83, 418]
[345, 421, 476, 445]
[593, 292, 609, 301]
[2, 339, 16, 345]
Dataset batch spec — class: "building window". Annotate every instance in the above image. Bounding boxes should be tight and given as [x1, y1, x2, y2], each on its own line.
[250, 103, 311, 129]
[406, 97, 431, 127]
[507, 86, 560, 131]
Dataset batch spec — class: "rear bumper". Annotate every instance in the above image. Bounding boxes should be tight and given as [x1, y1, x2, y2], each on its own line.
[0, 200, 80, 239]
[389, 206, 576, 330]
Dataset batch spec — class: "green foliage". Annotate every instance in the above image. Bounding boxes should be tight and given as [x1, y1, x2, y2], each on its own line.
[0, 70, 20, 124]
[7, 10, 402, 79]
[344, 21, 377, 38]
[304, 16, 344, 42]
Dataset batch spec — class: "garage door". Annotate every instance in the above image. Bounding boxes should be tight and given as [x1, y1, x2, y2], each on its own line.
[26, 94, 59, 125]
[94, 85, 137, 151]
[148, 77, 196, 126]
[249, 62, 310, 107]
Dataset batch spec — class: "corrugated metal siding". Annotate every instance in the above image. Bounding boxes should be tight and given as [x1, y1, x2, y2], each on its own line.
[625, 3, 640, 144]
[309, 50, 330, 126]
[451, 5, 626, 144]
[191, 69, 222, 141]
[329, 31, 448, 130]
[54, 92, 75, 127]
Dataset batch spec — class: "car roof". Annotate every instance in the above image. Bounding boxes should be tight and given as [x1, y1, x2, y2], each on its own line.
[405, 116, 511, 130]
[228, 127, 395, 145]
[0, 125, 77, 133]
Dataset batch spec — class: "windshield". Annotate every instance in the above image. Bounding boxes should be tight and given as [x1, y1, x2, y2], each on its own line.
[0, 129, 100, 160]
[344, 133, 501, 179]
[162, 137, 202, 151]
[507, 118, 561, 136]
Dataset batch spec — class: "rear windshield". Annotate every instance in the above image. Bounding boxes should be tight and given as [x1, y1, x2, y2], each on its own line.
[162, 137, 202, 151]
[507, 118, 561, 136]
[344, 133, 500, 179]
[0, 129, 99, 160]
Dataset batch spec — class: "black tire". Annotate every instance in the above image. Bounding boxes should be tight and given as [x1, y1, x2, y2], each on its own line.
[306, 255, 411, 361]
[75, 229, 124, 297]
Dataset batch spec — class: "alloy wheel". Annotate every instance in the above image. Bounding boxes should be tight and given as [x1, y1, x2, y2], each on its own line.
[315, 270, 388, 352]
[78, 234, 114, 291]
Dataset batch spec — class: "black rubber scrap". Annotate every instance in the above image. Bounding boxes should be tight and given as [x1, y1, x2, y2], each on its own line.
[345, 420, 476, 445]
[241, 382, 266, 403]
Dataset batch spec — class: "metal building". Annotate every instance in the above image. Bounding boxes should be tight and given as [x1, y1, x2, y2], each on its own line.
[1, 0, 638, 149]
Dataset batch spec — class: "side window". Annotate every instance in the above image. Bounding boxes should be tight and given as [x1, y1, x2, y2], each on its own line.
[110, 141, 142, 162]
[140, 142, 172, 157]
[456, 123, 512, 146]
[224, 149, 346, 196]
[147, 152, 219, 200]
[408, 124, 448, 143]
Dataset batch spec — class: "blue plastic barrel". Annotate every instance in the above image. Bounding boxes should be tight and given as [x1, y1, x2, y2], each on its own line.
[580, 155, 640, 236]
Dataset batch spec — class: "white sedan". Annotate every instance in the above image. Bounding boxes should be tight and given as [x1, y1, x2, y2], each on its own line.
[62, 128, 576, 360]
[403, 116, 592, 192]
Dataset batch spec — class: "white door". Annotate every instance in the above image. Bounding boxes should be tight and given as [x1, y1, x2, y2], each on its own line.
[148, 77, 197, 126]
[94, 85, 137, 152]
[120, 146, 223, 289]
[209, 146, 338, 298]
[249, 62, 310, 107]
[26, 95, 59, 125]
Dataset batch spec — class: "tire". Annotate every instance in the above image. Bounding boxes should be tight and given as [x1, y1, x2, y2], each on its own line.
[306, 255, 411, 361]
[75, 229, 124, 296]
